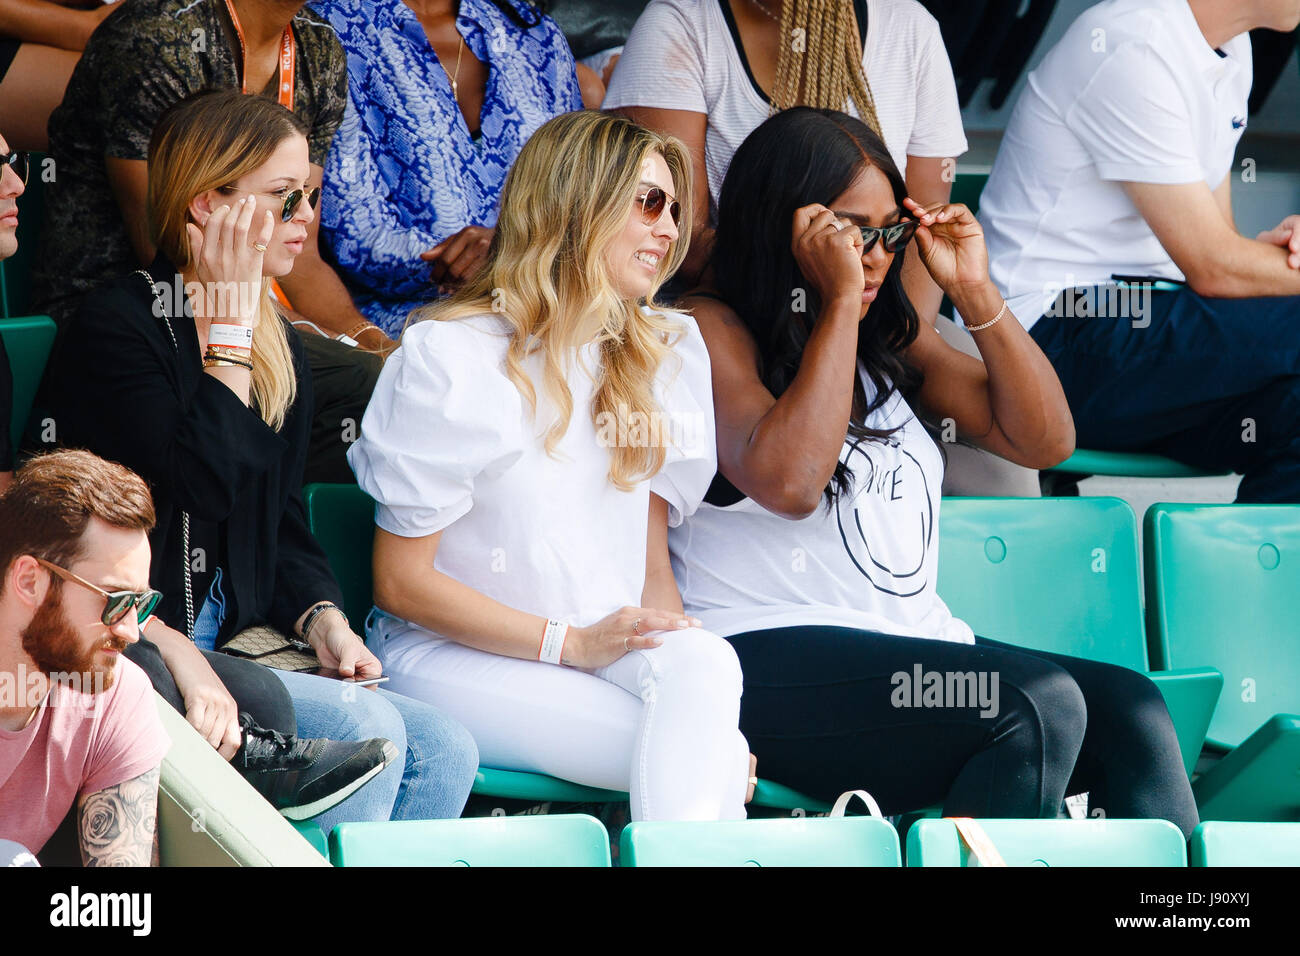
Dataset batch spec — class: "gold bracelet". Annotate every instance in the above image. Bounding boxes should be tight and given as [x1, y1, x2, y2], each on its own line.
[964, 299, 1009, 333]
[204, 355, 253, 371]
[205, 343, 250, 358]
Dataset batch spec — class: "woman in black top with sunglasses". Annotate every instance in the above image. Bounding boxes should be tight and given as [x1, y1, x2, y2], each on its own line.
[670, 108, 1199, 836]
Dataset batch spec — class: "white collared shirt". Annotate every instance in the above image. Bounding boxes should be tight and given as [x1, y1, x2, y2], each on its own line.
[978, 0, 1252, 329]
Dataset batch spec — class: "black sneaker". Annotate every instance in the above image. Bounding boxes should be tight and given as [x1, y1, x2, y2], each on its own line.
[235, 714, 399, 821]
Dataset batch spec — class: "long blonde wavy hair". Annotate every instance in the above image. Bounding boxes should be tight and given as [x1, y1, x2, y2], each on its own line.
[407, 110, 694, 491]
[770, 0, 883, 137]
[148, 89, 299, 431]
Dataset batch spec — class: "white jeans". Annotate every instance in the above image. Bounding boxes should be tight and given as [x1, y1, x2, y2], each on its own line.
[368, 612, 750, 821]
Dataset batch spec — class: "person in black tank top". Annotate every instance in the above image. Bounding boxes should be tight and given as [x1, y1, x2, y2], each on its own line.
[674, 108, 1198, 836]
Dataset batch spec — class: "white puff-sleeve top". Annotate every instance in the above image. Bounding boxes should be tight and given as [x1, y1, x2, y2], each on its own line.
[347, 309, 716, 631]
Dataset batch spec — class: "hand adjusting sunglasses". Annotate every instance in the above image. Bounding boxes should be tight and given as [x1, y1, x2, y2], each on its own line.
[636, 186, 681, 227]
[1, 150, 30, 186]
[218, 184, 321, 223]
[859, 219, 918, 254]
[36, 558, 163, 627]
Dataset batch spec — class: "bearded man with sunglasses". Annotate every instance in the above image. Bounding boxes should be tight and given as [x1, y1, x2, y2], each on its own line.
[0, 449, 169, 866]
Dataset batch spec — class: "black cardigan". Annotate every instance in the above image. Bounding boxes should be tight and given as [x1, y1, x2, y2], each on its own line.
[47, 253, 343, 645]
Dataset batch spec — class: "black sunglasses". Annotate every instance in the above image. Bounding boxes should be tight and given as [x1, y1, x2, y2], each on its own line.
[637, 186, 681, 227]
[219, 184, 321, 223]
[1, 150, 29, 187]
[859, 219, 918, 254]
[36, 558, 163, 627]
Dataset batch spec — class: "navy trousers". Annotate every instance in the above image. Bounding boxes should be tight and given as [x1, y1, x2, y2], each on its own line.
[1029, 285, 1300, 502]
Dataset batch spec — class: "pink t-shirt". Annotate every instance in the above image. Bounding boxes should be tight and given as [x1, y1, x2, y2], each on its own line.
[0, 657, 170, 852]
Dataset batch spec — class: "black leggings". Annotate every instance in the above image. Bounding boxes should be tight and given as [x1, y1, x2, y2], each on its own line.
[727, 626, 1199, 838]
[126, 636, 296, 736]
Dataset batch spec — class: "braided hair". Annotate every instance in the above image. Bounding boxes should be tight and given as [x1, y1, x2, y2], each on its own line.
[769, 0, 882, 139]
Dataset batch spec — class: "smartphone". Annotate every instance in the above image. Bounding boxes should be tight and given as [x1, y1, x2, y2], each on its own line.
[314, 667, 389, 687]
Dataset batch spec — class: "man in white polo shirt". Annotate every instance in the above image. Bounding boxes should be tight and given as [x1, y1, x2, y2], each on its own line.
[980, 0, 1300, 501]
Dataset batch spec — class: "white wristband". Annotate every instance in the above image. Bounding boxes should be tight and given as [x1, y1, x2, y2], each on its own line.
[209, 323, 254, 351]
[538, 619, 569, 665]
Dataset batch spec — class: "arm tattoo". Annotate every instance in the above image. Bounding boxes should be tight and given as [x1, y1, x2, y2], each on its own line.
[76, 766, 161, 867]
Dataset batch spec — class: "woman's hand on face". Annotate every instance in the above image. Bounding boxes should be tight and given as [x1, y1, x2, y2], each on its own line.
[564, 606, 703, 670]
[185, 194, 275, 325]
[791, 203, 866, 310]
[903, 197, 988, 297]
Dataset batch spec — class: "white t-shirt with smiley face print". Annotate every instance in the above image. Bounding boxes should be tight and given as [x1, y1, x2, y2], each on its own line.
[669, 368, 973, 644]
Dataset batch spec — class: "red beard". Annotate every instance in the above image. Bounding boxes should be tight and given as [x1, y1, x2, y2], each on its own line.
[20, 590, 126, 693]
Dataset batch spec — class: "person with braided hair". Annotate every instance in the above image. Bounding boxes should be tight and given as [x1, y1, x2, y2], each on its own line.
[605, 0, 961, 313]
[607, 0, 1041, 495]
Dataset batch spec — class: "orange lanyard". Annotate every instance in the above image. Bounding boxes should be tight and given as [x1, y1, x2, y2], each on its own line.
[223, 0, 296, 110]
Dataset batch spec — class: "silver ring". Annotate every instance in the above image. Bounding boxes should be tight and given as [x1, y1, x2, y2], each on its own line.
[252, 241, 268, 253]
[632, 618, 641, 635]
[831, 220, 843, 231]
[623, 637, 631, 651]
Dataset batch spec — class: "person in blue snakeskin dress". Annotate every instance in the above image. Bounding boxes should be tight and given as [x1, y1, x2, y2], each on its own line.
[310, 0, 584, 338]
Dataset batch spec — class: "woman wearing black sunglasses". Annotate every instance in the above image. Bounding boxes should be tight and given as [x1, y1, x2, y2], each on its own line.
[669, 108, 1199, 836]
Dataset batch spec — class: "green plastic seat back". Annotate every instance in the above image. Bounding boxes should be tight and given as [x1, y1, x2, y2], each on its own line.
[749, 778, 831, 813]
[1192, 714, 1300, 822]
[329, 815, 612, 867]
[1144, 504, 1300, 748]
[621, 818, 901, 867]
[937, 497, 1148, 669]
[949, 171, 988, 216]
[1190, 820, 1300, 866]
[472, 767, 627, 804]
[287, 820, 329, 859]
[1050, 448, 1222, 478]
[907, 819, 1187, 867]
[303, 482, 375, 633]
[0, 316, 57, 448]
[1, 152, 47, 318]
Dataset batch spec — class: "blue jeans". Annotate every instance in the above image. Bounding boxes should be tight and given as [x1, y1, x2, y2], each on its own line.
[272, 669, 478, 835]
[1031, 286, 1300, 502]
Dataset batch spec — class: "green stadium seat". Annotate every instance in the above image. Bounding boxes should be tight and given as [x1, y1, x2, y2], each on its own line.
[328, 814, 612, 866]
[1144, 503, 1300, 746]
[620, 818, 901, 867]
[1144, 503, 1300, 821]
[1189, 820, 1300, 866]
[949, 170, 988, 216]
[938, 496, 1222, 775]
[749, 778, 831, 814]
[0, 315, 57, 452]
[906, 818, 1187, 867]
[303, 481, 376, 634]
[472, 767, 625, 804]
[1047, 448, 1225, 480]
[1190, 715, 1300, 822]
[287, 820, 329, 860]
[0, 151, 46, 319]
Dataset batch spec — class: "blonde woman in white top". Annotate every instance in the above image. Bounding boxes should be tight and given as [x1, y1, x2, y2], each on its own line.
[349, 110, 753, 821]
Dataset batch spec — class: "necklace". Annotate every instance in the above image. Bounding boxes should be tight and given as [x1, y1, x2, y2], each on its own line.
[751, 0, 782, 23]
[443, 32, 466, 102]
